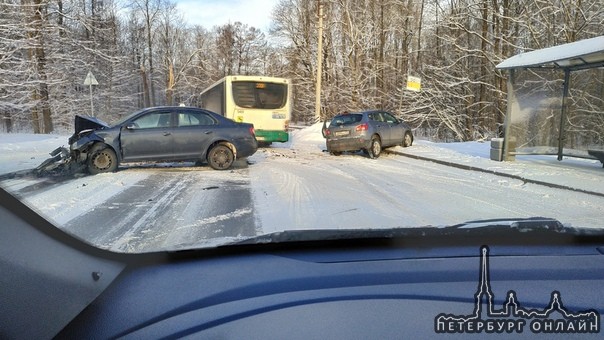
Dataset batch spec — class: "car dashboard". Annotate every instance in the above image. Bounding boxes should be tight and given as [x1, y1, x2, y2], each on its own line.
[1, 189, 603, 339]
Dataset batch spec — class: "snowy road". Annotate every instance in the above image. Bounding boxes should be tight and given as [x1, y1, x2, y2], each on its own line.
[2, 125, 603, 252]
[61, 167, 256, 252]
[251, 145, 604, 234]
[4, 162, 256, 253]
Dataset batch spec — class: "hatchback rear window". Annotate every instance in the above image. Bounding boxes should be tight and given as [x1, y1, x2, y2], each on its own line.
[329, 114, 363, 126]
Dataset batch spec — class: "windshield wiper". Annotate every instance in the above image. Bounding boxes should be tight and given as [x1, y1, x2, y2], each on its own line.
[451, 217, 565, 230]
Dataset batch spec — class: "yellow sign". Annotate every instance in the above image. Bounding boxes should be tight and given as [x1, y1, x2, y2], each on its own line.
[406, 76, 421, 92]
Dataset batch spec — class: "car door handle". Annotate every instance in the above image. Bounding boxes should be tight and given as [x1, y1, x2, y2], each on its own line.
[163, 132, 171, 136]
[205, 131, 213, 135]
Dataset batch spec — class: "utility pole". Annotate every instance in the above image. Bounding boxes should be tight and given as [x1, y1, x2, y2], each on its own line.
[314, 1, 324, 122]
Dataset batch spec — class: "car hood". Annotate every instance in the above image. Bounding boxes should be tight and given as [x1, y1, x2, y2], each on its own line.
[74, 115, 110, 134]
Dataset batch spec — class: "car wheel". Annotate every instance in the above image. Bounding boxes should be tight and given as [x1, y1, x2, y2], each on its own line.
[403, 132, 413, 147]
[367, 136, 381, 159]
[88, 144, 118, 175]
[208, 144, 234, 170]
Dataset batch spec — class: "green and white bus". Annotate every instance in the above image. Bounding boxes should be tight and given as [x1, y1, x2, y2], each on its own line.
[199, 75, 291, 144]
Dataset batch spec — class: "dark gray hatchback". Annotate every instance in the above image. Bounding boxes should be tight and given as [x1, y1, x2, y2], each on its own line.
[323, 110, 413, 158]
[68, 106, 258, 174]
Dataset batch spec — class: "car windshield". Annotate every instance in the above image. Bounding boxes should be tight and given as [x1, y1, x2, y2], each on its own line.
[1, 1, 603, 255]
[110, 108, 147, 128]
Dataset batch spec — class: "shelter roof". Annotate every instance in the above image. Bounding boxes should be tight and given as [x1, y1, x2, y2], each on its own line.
[496, 36, 604, 71]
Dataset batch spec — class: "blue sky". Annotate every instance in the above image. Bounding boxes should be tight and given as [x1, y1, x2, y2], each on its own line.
[174, 0, 279, 31]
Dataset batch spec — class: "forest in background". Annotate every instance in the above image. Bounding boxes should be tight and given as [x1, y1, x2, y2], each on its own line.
[0, 0, 602, 143]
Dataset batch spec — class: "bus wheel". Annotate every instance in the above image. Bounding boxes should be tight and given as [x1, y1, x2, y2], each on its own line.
[208, 144, 234, 170]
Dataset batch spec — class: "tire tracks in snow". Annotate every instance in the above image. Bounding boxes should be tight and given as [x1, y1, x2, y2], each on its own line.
[105, 175, 192, 252]
[64, 168, 257, 253]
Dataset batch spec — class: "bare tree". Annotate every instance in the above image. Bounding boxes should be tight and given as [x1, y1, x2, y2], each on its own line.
[0, 0, 601, 142]
[130, 0, 163, 107]
[24, 0, 53, 133]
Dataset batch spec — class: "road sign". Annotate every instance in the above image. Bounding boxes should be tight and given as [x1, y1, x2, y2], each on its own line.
[84, 71, 99, 116]
[84, 71, 99, 86]
[406, 75, 421, 92]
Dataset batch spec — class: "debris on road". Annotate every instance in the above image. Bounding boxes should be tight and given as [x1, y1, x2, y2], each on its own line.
[34, 146, 86, 177]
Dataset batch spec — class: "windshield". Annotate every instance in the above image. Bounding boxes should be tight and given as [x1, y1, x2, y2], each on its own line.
[1, 1, 603, 255]
[110, 108, 147, 128]
[232, 81, 287, 109]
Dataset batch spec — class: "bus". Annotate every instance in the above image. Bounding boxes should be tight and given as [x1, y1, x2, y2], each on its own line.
[199, 75, 291, 144]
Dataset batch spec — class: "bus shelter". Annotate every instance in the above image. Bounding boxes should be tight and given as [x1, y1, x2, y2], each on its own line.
[495, 36, 604, 164]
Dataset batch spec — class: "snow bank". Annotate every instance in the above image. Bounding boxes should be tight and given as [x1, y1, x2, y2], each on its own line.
[0, 133, 69, 174]
[399, 140, 604, 195]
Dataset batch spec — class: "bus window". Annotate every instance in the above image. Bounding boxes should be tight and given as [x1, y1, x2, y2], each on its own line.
[232, 82, 287, 110]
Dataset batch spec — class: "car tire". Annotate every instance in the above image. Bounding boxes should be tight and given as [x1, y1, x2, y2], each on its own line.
[207, 144, 235, 170]
[367, 136, 381, 159]
[87, 144, 118, 175]
[403, 132, 413, 147]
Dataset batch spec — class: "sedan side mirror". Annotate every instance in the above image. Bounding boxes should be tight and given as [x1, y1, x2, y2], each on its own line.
[125, 123, 137, 130]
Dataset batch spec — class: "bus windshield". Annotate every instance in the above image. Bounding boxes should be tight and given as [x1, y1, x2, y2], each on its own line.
[232, 81, 287, 110]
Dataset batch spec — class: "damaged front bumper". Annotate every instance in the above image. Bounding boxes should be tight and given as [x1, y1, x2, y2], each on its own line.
[34, 134, 97, 176]
[34, 147, 75, 176]
[34, 114, 110, 176]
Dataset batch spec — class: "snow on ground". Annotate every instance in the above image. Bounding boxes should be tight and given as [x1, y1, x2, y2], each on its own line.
[248, 124, 604, 231]
[289, 122, 603, 186]
[24, 172, 152, 226]
[0, 133, 153, 226]
[0, 133, 69, 174]
[1, 124, 603, 252]
[405, 140, 604, 195]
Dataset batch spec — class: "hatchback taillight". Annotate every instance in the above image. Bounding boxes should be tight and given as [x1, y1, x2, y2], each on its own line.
[249, 127, 255, 136]
[356, 123, 368, 132]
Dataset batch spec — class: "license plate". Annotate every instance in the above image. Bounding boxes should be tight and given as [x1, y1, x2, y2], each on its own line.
[335, 131, 350, 137]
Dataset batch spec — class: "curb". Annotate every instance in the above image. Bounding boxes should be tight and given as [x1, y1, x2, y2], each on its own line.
[387, 150, 604, 199]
